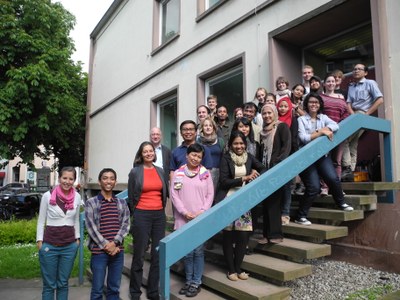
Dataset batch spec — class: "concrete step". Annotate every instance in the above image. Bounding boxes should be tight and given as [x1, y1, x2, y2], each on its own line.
[123, 253, 226, 299]
[282, 222, 348, 241]
[205, 246, 312, 282]
[251, 237, 331, 262]
[201, 263, 291, 300]
[341, 181, 400, 192]
[291, 207, 364, 223]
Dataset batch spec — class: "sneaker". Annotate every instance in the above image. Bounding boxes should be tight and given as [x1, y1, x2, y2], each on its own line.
[281, 215, 290, 225]
[227, 272, 238, 281]
[258, 237, 268, 245]
[179, 283, 190, 295]
[294, 183, 305, 195]
[295, 217, 312, 225]
[320, 188, 329, 197]
[341, 167, 354, 182]
[237, 272, 249, 280]
[186, 284, 201, 297]
[339, 203, 354, 211]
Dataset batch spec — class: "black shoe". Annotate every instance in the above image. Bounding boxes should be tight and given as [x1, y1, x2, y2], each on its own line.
[179, 283, 190, 295]
[186, 284, 201, 297]
[245, 247, 253, 255]
[341, 167, 354, 182]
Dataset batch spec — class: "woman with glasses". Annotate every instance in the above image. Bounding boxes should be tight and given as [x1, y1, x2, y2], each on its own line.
[295, 93, 353, 225]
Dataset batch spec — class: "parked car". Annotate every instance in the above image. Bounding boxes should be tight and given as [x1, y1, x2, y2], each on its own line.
[0, 182, 30, 191]
[0, 192, 42, 218]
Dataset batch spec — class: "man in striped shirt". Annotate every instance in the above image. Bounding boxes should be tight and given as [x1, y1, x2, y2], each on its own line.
[85, 168, 130, 300]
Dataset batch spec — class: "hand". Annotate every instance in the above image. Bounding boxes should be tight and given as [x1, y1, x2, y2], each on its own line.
[320, 127, 333, 141]
[104, 241, 117, 254]
[109, 247, 120, 256]
[37, 241, 42, 250]
[75, 239, 80, 246]
[185, 212, 195, 220]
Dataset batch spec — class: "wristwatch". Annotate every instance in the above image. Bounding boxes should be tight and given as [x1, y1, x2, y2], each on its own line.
[113, 239, 121, 246]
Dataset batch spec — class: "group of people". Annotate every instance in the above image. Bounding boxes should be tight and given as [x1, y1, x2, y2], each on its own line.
[35, 62, 384, 299]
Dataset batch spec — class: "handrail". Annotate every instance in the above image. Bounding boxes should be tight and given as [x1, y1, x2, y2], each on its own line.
[158, 114, 393, 299]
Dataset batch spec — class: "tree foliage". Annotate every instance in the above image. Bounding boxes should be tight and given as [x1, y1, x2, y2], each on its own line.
[0, 0, 87, 169]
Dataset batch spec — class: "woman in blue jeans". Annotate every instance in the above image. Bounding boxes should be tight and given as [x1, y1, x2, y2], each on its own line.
[295, 93, 354, 225]
[36, 166, 81, 300]
[128, 141, 168, 300]
[170, 143, 214, 297]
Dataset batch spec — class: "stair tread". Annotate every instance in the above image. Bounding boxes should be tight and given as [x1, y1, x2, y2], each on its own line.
[313, 194, 377, 205]
[307, 207, 364, 221]
[342, 181, 400, 191]
[202, 262, 291, 299]
[251, 237, 331, 260]
[282, 222, 348, 240]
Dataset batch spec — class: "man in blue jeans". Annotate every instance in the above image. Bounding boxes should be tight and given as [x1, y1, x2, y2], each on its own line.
[85, 168, 130, 300]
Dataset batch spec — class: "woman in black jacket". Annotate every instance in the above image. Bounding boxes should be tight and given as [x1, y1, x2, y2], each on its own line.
[128, 141, 168, 300]
[215, 131, 265, 281]
[258, 104, 291, 244]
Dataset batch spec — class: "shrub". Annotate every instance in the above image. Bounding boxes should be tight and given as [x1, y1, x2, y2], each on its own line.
[0, 217, 37, 245]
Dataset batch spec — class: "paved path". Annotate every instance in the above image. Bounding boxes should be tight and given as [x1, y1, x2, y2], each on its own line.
[0, 277, 92, 300]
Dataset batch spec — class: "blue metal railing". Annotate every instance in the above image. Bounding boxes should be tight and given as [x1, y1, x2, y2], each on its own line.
[157, 114, 393, 299]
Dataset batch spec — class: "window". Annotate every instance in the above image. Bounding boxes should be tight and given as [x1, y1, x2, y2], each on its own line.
[206, 0, 221, 10]
[160, 0, 180, 44]
[158, 96, 178, 149]
[205, 66, 243, 119]
[197, 0, 226, 20]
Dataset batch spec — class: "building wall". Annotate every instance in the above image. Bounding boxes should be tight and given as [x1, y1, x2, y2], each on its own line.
[86, 0, 400, 271]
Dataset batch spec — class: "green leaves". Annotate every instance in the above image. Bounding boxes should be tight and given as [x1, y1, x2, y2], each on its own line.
[0, 0, 87, 168]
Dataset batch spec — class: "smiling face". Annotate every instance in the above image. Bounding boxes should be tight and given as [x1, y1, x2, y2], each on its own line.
[307, 96, 321, 115]
[231, 136, 246, 156]
[292, 85, 305, 100]
[202, 119, 214, 135]
[278, 100, 290, 116]
[207, 98, 217, 111]
[243, 106, 256, 121]
[99, 171, 116, 193]
[256, 90, 266, 104]
[59, 171, 75, 193]
[235, 109, 243, 119]
[180, 123, 196, 143]
[216, 106, 227, 121]
[150, 128, 162, 146]
[237, 122, 250, 137]
[324, 76, 336, 93]
[265, 95, 276, 105]
[142, 144, 155, 164]
[303, 67, 314, 82]
[262, 106, 275, 125]
[277, 81, 288, 91]
[197, 106, 209, 123]
[186, 151, 203, 169]
[310, 79, 321, 91]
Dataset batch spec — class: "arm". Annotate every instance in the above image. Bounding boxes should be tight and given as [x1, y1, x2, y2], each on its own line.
[170, 173, 190, 218]
[195, 175, 214, 217]
[114, 199, 131, 243]
[218, 155, 244, 189]
[366, 97, 383, 115]
[84, 198, 108, 249]
[36, 192, 50, 249]
[274, 123, 291, 163]
[73, 194, 81, 240]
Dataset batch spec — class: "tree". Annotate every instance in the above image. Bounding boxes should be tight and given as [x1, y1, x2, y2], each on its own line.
[0, 0, 87, 169]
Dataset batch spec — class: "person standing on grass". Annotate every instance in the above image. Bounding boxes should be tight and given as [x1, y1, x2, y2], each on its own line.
[128, 142, 168, 300]
[36, 166, 82, 300]
[85, 168, 130, 300]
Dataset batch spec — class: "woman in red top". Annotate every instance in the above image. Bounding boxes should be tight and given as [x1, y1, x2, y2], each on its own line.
[128, 142, 168, 300]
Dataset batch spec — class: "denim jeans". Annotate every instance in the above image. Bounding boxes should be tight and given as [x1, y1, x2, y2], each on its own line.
[130, 209, 166, 300]
[297, 155, 345, 219]
[39, 241, 79, 300]
[184, 244, 205, 286]
[90, 251, 124, 300]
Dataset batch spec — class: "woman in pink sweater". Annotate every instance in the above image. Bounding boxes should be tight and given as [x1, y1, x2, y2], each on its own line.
[170, 143, 214, 297]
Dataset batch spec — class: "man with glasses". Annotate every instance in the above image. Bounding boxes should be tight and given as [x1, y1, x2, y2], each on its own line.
[343, 64, 384, 174]
[169, 120, 212, 177]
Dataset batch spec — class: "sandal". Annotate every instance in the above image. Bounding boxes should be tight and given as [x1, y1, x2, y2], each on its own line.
[238, 272, 249, 280]
[227, 272, 238, 281]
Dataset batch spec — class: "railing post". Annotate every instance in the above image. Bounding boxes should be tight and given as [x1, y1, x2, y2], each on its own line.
[79, 211, 85, 285]
[159, 241, 170, 300]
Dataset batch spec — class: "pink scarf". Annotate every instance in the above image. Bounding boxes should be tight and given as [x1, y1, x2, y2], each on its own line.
[50, 185, 76, 210]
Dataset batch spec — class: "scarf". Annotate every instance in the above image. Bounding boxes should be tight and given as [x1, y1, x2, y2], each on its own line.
[50, 185, 76, 210]
[197, 132, 218, 146]
[277, 96, 293, 128]
[173, 164, 210, 190]
[229, 150, 248, 166]
[260, 104, 281, 167]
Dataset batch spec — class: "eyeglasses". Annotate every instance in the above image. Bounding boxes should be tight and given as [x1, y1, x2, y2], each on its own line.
[353, 67, 365, 72]
[181, 128, 196, 132]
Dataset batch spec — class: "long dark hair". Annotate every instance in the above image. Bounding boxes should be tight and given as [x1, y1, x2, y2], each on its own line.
[232, 117, 255, 143]
[134, 141, 157, 165]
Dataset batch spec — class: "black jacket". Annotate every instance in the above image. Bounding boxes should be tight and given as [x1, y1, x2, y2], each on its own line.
[215, 153, 266, 203]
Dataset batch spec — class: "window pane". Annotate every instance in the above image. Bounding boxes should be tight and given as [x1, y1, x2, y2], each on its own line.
[206, 66, 243, 119]
[161, 0, 179, 44]
[206, 0, 221, 9]
[159, 97, 177, 149]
